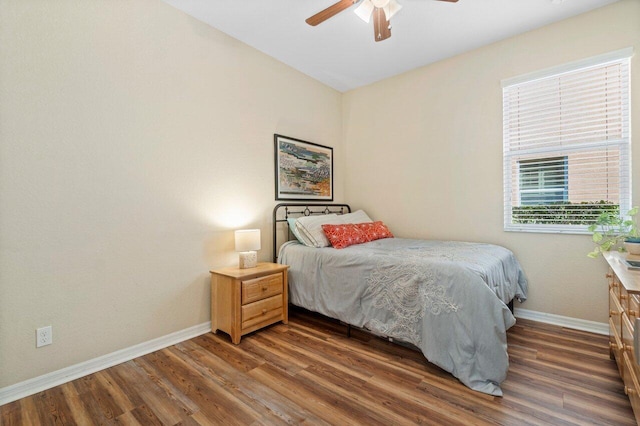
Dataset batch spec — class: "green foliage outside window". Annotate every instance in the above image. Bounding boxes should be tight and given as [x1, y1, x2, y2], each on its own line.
[512, 201, 619, 225]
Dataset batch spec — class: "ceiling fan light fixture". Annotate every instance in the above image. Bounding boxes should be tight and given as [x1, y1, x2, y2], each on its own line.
[307, 0, 457, 42]
[383, 0, 402, 21]
[354, 0, 374, 23]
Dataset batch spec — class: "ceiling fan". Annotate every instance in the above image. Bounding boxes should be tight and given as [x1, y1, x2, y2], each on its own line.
[306, 0, 459, 42]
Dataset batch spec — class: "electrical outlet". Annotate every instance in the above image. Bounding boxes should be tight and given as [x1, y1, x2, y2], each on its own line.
[36, 326, 52, 347]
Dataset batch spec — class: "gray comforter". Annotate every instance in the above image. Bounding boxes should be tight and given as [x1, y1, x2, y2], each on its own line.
[278, 238, 528, 396]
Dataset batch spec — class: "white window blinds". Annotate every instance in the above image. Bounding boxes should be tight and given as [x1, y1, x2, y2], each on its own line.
[503, 49, 632, 233]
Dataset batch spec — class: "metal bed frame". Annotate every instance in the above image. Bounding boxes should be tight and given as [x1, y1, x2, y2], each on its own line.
[272, 203, 351, 263]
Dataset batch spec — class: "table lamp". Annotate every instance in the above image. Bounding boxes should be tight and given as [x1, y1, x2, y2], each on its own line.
[235, 229, 261, 269]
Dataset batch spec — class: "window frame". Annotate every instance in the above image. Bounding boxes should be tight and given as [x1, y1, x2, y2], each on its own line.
[502, 48, 632, 234]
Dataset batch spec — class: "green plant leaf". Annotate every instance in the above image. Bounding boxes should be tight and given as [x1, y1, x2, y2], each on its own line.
[602, 240, 616, 251]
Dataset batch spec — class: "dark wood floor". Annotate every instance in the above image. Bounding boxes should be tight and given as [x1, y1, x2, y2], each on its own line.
[1, 308, 636, 425]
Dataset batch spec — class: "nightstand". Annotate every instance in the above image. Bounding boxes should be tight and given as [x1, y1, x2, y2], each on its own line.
[210, 262, 289, 344]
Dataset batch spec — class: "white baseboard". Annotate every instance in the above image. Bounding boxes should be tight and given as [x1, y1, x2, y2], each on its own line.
[515, 308, 608, 336]
[0, 321, 211, 406]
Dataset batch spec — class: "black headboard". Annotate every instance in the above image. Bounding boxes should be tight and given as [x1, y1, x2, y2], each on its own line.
[272, 203, 351, 262]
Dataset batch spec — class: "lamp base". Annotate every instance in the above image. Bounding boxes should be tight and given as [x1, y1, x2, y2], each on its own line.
[238, 251, 257, 269]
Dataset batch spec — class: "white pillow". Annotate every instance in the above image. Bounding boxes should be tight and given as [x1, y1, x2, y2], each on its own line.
[294, 210, 373, 248]
[295, 214, 340, 248]
[287, 218, 313, 246]
[339, 209, 373, 225]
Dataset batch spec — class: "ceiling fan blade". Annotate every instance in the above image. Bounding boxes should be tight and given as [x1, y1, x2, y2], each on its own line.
[372, 8, 391, 42]
[306, 0, 357, 26]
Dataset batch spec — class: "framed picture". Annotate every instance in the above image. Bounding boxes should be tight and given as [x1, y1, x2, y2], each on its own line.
[274, 134, 333, 201]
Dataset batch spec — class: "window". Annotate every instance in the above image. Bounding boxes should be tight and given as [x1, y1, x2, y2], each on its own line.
[503, 48, 632, 233]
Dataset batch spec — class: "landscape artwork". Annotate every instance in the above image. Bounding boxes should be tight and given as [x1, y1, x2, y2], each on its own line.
[275, 134, 333, 201]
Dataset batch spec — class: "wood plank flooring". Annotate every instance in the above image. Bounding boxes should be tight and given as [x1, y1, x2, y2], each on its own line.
[1, 308, 636, 425]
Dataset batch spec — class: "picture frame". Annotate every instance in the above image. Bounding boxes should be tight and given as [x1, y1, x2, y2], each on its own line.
[274, 134, 333, 201]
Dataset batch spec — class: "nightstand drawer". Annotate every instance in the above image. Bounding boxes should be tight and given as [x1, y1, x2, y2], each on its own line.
[242, 294, 283, 330]
[242, 273, 283, 305]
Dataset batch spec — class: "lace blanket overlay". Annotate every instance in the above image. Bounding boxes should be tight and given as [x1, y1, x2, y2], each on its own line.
[366, 254, 458, 346]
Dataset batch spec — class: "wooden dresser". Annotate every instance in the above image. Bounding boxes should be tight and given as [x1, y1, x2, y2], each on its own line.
[210, 262, 289, 344]
[605, 251, 640, 423]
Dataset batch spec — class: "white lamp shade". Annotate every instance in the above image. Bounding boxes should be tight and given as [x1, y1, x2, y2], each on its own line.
[235, 229, 261, 252]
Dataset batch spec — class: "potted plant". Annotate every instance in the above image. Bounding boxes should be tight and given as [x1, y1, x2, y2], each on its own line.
[588, 206, 640, 258]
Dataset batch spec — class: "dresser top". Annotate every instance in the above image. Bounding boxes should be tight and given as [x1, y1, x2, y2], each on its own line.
[603, 251, 640, 294]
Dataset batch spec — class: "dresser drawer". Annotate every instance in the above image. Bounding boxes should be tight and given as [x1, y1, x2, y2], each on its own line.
[623, 352, 640, 425]
[242, 294, 284, 331]
[622, 313, 640, 379]
[630, 295, 640, 322]
[611, 289, 624, 338]
[621, 286, 631, 312]
[610, 269, 622, 298]
[242, 272, 283, 305]
[611, 317, 624, 375]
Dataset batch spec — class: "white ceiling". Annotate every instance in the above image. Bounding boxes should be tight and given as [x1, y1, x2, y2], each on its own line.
[162, 0, 619, 92]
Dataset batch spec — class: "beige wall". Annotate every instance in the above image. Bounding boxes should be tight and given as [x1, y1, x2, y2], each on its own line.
[2, 0, 637, 392]
[343, 0, 640, 323]
[0, 0, 343, 387]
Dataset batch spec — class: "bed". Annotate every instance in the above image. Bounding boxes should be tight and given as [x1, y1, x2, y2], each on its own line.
[272, 203, 528, 396]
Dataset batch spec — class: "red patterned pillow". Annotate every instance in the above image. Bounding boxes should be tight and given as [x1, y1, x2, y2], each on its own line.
[355, 221, 394, 241]
[321, 223, 366, 249]
[322, 221, 393, 249]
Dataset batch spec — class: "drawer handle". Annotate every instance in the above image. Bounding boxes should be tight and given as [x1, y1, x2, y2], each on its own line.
[621, 295, 629, 300]
[630, 310, 638, 317]
[610, 341, 622, 351]
[262, 309, 267, 315]
[625, 386, 637, 396]
[606, 273, 613, 278]
[624, 343, 633, 353]
[610, 310, 620, 316]
[262, 286, 268, 291]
